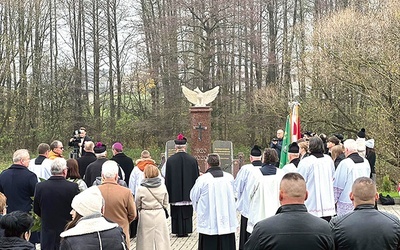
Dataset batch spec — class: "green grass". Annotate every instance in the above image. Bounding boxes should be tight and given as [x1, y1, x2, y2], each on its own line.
[379, 191, 400, 198]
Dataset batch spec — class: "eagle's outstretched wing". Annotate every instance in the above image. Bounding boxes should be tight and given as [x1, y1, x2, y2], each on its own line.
[203, 86, 220, 105]
[182, 86, 199, 105]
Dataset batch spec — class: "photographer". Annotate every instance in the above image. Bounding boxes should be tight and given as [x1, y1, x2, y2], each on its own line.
[68, 127, 92, 158]
[270, 129, 284, 160]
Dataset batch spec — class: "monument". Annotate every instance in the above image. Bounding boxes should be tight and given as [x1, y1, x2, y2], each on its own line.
[212, 140, 233, 173]
[182, 86, 219, 172]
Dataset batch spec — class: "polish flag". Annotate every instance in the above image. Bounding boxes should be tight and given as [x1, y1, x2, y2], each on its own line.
[291, 103, 301, 142]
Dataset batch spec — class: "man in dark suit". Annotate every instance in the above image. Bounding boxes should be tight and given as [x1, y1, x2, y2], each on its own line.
[0, 149, 37, 213]
[110, 142, 134, 184]
[34, 158, 80, 250]
[0, 149, 39, 245]
[165, 133, 199, 237]
[77, 141, 97, 179]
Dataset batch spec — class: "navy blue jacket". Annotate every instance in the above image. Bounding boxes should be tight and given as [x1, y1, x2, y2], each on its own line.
[0, 164, 37, 213]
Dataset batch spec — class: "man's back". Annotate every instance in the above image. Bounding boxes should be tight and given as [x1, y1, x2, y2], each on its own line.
[34, 176, 80, 249]
[245, 204, 334, 250]
[190, 171, 237, 235]
[297, 154, 336, 217]
[84, 158, 108, 187]
[29, 156, 52, 181]
[0, 165, 37, 212]
[111, 153, 134, 184]
[330, 204, 400, 250]
[77, 152, 97, 178]
[165, 152, 199, 203]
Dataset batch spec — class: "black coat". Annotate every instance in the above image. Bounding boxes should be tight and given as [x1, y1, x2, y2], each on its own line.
[77, 152, 97, 179]
[111, 153, 134, 184]
[33, 176, 80, 250]
[84, 158, 124, 187]
[59, 227, 126, 250]
[0, 237, 35, 250]
[366, 150, 376, 175]
[330, 204, 400, 250]
[245, 204, 334, 250]
[0, 164, 37, 213]
[165, 152, 199, 203]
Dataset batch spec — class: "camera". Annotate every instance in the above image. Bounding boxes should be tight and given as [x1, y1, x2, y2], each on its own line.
[73, 129, 83, 139]
[69, 129, 83, 159]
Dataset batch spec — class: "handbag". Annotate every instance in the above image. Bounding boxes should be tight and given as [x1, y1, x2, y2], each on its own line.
[146, 188, 169, 218]
[379, 193, 395, 205]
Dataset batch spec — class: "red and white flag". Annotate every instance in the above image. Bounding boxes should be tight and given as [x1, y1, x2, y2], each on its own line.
[291, 102, 301, 142]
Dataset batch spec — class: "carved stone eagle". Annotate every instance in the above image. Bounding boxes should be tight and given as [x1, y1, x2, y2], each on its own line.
[181, 86, 220, 107]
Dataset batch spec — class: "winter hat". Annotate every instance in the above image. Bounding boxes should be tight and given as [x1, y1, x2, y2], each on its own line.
[288, 142, 300, 153]
[357, 128, 366, 138]
[112, 142, 123, 152]
[71, 186, 104, 217]
[365, 139, 375, 149]
[174, 133, 187, 145]
[94, 142, 107, 154]
[250, 145, 262, 157]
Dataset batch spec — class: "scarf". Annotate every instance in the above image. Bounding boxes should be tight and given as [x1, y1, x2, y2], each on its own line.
[135, 158, 156, 171]
[141, 177, 161, 188]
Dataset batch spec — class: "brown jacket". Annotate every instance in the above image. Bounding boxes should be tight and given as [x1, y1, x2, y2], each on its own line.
[98, 181, 136, 248]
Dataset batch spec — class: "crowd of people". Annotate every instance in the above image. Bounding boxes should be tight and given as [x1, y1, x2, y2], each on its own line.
[0, 127, 398, 250]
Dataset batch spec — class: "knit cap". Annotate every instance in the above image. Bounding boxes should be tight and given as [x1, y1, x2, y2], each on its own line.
[71, 186, 104, 217]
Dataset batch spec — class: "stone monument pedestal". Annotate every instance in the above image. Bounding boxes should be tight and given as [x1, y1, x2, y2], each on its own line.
[190, 107, 212, 173]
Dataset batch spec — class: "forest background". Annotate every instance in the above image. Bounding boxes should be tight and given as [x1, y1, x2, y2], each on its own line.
[0, 0, 398, 189]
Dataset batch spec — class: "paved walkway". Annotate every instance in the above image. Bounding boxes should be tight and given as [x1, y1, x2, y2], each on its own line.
[129, 204, 400, 250]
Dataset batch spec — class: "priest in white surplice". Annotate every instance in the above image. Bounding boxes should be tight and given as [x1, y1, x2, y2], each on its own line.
[282, 142, 301, 173]
[234, 145, 263, 250]
[247, 148, 285, 233]
[190, 154, 238, 250]
[297, 136, 336, 221]
[29, 143, 52, 181]
[333, 139, 371, 215]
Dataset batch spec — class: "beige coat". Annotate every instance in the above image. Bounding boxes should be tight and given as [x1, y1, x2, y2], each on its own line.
[98, 181, 136, 248]
[136, 184, 171, 250]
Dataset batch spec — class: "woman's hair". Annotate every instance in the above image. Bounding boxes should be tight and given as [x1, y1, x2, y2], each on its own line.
[263, 148, 278, 164]
[331, 145, 344, 161]
[66, 158, 81, 179]
[0, 211, 34, 237]
[64, 211, 83, 231]
[144, 164, 159, 178]
[298, 141, 308, 154]
[0, 192, 6, 212]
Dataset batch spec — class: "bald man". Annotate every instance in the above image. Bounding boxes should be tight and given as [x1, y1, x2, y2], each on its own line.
[270, 129, 284, 160]
[245, 173, 334, 250]
[330, 177, 400, 250]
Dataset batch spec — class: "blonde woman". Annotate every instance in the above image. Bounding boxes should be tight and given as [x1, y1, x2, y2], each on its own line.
[136, 164, 170, 250]
[298, 141, 309, 160]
